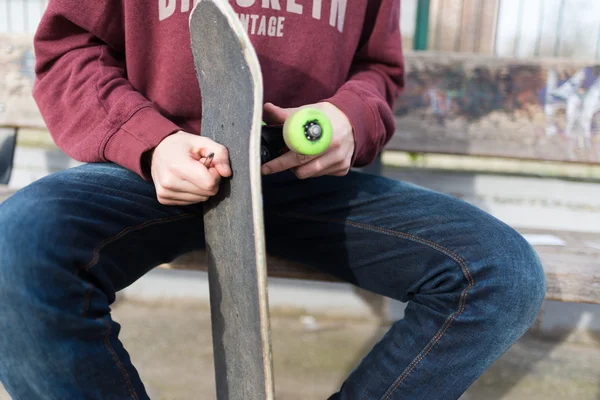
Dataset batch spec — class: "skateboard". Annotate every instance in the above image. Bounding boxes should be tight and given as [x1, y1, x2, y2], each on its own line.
[188, 1, 331, 399]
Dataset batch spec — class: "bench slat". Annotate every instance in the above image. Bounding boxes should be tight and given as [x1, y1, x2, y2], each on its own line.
[523, 228, 600, 304]
[3, 186, 600, 303]
[1, 185, 599, 303]
[165, 251, 340, 282]
[165, 228, 600, 305]
[0, 185, 15, 202]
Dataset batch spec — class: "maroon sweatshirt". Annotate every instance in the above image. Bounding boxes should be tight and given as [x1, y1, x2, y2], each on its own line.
[32, 0, 405, 179]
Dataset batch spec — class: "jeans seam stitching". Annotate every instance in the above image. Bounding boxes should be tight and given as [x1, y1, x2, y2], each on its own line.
[102, 317, 139, 400]
[271, 211, 475, 398]
[78, 212, 198, 398]
[82, 283, 95, 318]
[81, 213, 198, 272]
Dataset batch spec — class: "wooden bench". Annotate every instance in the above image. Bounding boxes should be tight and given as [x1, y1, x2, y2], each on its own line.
[1, 33, 600, 304]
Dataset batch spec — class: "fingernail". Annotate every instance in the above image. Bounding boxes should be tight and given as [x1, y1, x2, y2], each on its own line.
[261, 166, 270, 175]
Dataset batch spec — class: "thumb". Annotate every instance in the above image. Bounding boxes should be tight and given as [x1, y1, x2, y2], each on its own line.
[263, 102, 299, 125]
[190, 138, 232, 178]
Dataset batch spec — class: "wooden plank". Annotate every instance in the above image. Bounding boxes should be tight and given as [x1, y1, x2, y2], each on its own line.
[166, 228, 600, 305]
[0, 188, 599, 303]
[0, 34, 45, 129]
[166, 251, 340, 282]
[521, 228, 600, 305]
[427, 0, 443, 51]
[427, 0, 499, 53]
[391, 51, 600, 164]
[0, 185, 16, 202]
[475, 0, 499, 54]
[458, 0, 480, 53]
[432, 0, 463, 52]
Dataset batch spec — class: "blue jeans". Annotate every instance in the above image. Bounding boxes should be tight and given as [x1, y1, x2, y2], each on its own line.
[0, 163, 546, 399]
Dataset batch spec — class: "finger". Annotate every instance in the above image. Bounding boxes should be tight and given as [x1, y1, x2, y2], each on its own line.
[158, 198, 207, 206]
[315, 157, 352, 177]
[160, 173, 218, 196]
[315, 165, 350, 178]
[173, 158, 222, 195]
[156, 187, 209, 205]
[292, 149, 344, 179]
[262, 102, 299, 125]
[191, 141, 232, 178]
[261, 150, 316, 175]
[206, 167, 225, 185]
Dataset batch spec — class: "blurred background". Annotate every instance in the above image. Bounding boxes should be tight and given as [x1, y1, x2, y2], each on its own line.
[1, 0, 600, 399]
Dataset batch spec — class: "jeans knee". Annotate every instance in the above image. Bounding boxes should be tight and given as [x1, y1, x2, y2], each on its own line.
[0, 225, 37, 354]
[0, 213, 39, 312]
[0, 194, 66, 319]
[477, 225, 546, 334]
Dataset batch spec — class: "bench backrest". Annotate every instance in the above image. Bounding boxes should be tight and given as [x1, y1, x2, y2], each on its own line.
[389, 53, 600, 165]
[2, 33, 600, 169]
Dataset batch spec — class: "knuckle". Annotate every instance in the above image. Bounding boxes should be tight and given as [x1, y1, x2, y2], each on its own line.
[217, 145, 229, 157]
[157, 195, 170, 205]
[208, 183, 219, 195]
[293, 169, 305, 179]
[343, 155, 352, 168]
[203, 180, 218, 195]
[314, 160, 325, 171]
[170, 163, 186, 177]
[295, 153, 313, 164]
[161, 176, 176, 190]
[331, 136, 342, 148]
[294, 168, 309, 180]
[156, 185, 168, 198]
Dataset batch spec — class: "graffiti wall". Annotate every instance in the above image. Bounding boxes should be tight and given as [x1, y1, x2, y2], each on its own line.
[393, 54, 600, 163]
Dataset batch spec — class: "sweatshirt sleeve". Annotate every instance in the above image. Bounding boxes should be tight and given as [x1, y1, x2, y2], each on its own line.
[324, 0, 405, 167]
[32, 0, 181, 180]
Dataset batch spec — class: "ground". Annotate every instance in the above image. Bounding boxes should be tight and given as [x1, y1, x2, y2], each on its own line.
[2, 298, 600, 399]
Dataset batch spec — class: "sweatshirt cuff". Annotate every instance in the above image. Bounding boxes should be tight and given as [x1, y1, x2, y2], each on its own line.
[103, 106, 181, 180]
[324, 89, 376, 167]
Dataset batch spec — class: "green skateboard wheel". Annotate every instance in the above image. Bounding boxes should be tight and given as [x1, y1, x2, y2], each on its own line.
[282, 108, 332, 156]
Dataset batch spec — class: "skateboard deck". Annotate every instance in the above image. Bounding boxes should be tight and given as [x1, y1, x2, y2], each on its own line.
[189, 1, 274, 399]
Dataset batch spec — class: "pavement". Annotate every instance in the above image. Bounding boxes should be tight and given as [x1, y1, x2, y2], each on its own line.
[2, 297, 600, 400]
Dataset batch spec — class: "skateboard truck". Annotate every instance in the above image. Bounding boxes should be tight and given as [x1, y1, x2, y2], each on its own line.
[260, 107, 333, 164]
[260, 125, 287, 164]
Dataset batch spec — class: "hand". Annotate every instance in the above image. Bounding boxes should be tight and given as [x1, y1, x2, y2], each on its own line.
[148, 131, 231, 205]
[261, 102, 355, 179]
